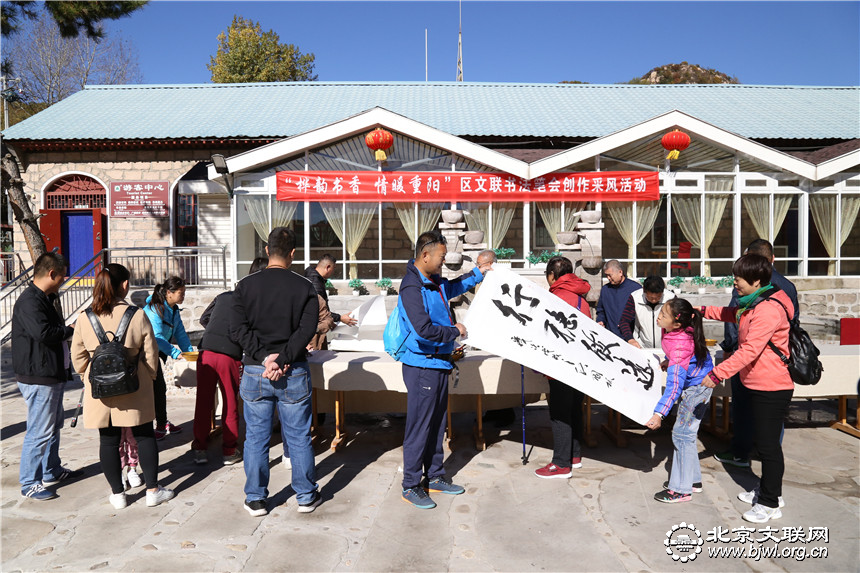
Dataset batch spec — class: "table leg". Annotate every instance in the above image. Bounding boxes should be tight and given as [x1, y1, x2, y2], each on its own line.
[600, 408, 628, 448]
[830, 395, 860, 439]
[331, 391, 347, 450]
[310, 388, 318, 439]
[584, 396, 597, 447]
[473, 394, 485, 451]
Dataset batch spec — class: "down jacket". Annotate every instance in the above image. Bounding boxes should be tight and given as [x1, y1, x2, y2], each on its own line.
[70, 302, 159, 428]
[704, 288, 794, 392]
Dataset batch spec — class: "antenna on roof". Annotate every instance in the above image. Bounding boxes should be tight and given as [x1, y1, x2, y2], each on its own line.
[456, 0, 463, 82]
[425, 29, 428, 82]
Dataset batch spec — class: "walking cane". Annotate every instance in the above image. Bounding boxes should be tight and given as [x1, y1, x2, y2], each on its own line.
[520, 364, 527, 465]
[70, 388, 84, 428]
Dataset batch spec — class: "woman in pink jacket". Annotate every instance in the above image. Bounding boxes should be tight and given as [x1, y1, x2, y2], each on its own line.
[701, 253, 794, 524]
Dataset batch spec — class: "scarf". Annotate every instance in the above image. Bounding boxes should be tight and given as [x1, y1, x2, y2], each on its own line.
[735, 284, 774, 323]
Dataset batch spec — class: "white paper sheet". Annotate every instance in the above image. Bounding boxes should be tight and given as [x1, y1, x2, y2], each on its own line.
[328, 295, 388, 352]
[463, 268, 662, 425]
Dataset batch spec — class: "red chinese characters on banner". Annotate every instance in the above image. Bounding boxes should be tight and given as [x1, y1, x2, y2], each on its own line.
[110, 181, 169, 217]
[275, 171, 659, 203]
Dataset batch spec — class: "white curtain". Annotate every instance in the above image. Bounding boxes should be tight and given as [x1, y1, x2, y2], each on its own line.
[462, 202, 517, 249]
[271, 198, 298, 229]
[605, 199, 663, 261]
[242, 196, 270, 241]
[394, 203, 443, 245]
[743, 194, 792, 240]
[810, 194, 860, 275]
[672, 178, 732, 276]
[536, 202, 585, 245]
[321, 203, 376, 278]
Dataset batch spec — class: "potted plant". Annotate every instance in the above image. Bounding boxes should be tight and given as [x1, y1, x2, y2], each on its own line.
[690, 275, 714, 294]
[375, 277, 392, 295]
[667, 275, 686, 295]
[715, 276, 734, 294]
[324, 279, 337, 295]
[493, 247, 516, 268]
[348, 278, 364, 296]
[526, 250, 562, 266]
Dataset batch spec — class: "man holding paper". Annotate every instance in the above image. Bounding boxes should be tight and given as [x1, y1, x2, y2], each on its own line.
[397, 231, 493, 509]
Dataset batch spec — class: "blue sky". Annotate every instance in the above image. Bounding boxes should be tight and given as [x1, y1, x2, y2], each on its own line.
[105, 1, 859, 86]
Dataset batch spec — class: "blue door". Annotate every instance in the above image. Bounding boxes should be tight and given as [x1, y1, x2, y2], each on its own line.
[61, 212, 92, 275]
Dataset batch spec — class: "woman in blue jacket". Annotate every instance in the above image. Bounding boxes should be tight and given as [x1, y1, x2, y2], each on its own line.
[144, 276, 193, 440]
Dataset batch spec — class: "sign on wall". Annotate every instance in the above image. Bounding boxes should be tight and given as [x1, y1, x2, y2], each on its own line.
[463, 268, 662, 425]
[110, 181, 169, 217]
[276, 171, 659, 203]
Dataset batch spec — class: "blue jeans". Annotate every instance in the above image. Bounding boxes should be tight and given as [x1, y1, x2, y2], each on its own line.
[240, 363, 317, 504]
[18, 382, 65, 488]
[668, 384, 713, 494]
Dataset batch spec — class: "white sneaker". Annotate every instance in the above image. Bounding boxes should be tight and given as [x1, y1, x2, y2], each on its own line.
[145, 486, 175, 507]
[283, 455, 291, 470]
[127, 467, 143, 488]
[743, 503, 782, 523]
[109, 492, 127, 509]
[738, 489, 785, 508]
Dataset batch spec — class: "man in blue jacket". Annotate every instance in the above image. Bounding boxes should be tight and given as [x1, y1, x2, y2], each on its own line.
[595, 260, 641, 338]
[398, 231, 493, 509]
[715, 239, 799, 468]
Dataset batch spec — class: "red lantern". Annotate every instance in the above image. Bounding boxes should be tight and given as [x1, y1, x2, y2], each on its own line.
[365, 128, 394, 161]
[661, 129, 691, 161]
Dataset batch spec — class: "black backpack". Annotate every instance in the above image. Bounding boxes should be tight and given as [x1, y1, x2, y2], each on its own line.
[765, 298, 823, 386]
[86, 306, 140, 399]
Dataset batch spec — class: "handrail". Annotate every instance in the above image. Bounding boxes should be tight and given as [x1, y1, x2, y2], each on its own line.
[1, 245, 228, 343]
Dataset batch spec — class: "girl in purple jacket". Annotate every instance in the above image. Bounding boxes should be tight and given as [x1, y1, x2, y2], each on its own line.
[646, 297, 714, 503]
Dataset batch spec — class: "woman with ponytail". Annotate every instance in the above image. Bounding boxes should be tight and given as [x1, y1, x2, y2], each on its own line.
[143, 276, 192, 440]
[70, 264, 175, 509]
[701, 253, 794, 524]
[646, 296, 714, 505]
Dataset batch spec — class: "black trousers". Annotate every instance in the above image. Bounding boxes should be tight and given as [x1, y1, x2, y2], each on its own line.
[749, 388, 793, 508]
[99, 422, 158, 494]
[548, 378, 584, 467]
[401, 364, 449, 489]
[153, 352, 168, 427]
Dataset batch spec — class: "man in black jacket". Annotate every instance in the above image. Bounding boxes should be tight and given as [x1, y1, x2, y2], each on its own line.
[12, 252, 82, 500]
[230, 227, 320, 517]
[715, 239, 800, 468]
[304, 254, 357, 327]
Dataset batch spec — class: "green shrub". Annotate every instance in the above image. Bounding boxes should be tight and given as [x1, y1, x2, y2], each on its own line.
[493, 247, 516, 259]
[526, 250, 563, 265]
[348, 278, 364, 290]
[667, 276, 686, 288]
[375, 277, 392, 289]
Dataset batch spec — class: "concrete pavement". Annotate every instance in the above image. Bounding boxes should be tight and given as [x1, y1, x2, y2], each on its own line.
[1, 376, 858, 573]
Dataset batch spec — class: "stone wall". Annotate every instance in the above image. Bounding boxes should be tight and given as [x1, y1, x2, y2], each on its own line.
[11, 148, 241, 268]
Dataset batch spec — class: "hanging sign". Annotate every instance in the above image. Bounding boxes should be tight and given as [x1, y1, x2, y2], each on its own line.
[110, 181, 169, 217]
[463, 268, 662, 425]
[276, 170, 658, 203]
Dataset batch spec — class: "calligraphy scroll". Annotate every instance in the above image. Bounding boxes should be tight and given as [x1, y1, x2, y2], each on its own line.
[463, 268, 661, 425]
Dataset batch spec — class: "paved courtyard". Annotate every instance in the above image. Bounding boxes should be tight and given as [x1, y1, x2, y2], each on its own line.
[1, 375, 858, 572]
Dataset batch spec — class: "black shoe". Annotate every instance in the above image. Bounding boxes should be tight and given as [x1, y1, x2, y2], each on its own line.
[42, 467, 83, 486]
[297, 491, 322, 513]
[244, 499, 267, 517]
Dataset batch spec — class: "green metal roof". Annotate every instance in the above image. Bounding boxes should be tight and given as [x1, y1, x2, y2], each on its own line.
[2, 82, 858, 141]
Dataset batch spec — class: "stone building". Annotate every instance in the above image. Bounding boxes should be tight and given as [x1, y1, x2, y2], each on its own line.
[2, 82, 859, 329]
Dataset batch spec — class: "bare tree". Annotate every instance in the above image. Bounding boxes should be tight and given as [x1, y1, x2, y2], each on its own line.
[7, 10, 142, 109]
